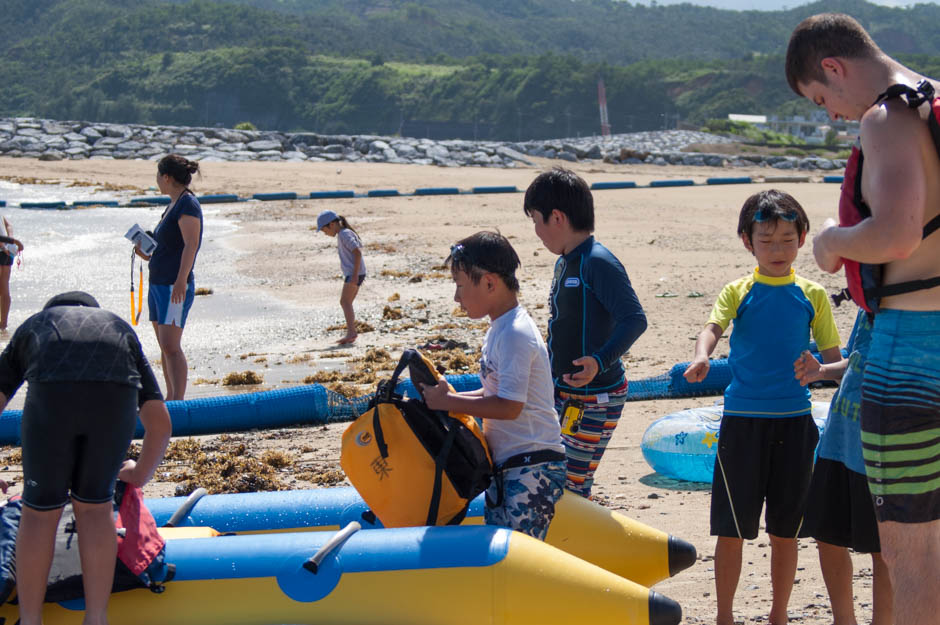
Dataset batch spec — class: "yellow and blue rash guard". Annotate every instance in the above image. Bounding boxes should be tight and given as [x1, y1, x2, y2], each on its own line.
[708, 268, 840, 418]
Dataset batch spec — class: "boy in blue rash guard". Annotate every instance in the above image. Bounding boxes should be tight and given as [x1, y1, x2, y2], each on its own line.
[795, 310, 893, 625]
[684, 189, 842, 625]
[523, 167, 647, 498]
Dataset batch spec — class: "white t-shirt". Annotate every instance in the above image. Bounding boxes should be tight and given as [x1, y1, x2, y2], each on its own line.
[479, 305, 565, 465]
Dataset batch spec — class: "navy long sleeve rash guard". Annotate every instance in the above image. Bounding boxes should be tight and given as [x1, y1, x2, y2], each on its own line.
[547, 236, 647, 394]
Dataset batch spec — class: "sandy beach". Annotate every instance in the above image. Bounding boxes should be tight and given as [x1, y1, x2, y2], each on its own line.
[0, 155, 870, 624]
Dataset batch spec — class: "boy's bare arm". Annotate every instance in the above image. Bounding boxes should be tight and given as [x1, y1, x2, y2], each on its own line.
[794, 350, 847, 386]
[683, 323, 723, 383]
[818, 345, 843, 365]
[419, 379, 524, 420]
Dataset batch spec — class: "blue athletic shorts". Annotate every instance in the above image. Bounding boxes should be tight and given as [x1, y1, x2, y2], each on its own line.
[344, 274, 366, 286]
[0, 252, 13, 267]
[148, 282, 195, 328]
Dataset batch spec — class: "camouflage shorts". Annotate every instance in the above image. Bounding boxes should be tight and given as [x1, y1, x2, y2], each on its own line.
[484, 460, 566, 541]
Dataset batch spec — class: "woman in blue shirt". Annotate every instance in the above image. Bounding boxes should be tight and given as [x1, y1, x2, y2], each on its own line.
[135, 154, 203, 400]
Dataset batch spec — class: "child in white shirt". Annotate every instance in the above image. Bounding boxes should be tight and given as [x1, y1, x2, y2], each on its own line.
[421, 231, 566, 539]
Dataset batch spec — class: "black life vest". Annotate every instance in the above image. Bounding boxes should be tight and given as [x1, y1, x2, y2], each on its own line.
[835, 79, 940, 314]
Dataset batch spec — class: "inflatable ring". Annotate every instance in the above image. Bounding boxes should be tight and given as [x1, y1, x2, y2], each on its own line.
[640, 401, 829, 483]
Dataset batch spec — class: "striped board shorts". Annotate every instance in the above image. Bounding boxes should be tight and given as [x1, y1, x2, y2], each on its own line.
[861, 309, 940, 524]
[555, 380, 629, 497]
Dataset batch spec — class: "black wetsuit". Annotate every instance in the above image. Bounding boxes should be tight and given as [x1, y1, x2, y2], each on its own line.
[0, 305, 162, 509]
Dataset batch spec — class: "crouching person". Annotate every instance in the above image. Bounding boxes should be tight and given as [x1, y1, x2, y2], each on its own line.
[0, 291, 171, 625]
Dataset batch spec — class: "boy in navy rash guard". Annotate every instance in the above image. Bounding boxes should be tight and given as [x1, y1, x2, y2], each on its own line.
[523, 167, 647, 498]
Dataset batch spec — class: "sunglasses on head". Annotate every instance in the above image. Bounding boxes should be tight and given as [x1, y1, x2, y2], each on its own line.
[754, 207, 798, 222]
[449, 243, 471, 263]
[450, 243, 511, 279]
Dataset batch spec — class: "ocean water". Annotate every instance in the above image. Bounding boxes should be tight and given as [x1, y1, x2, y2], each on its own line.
[0, 179, 128, 206]
[0, 182, 327, 407]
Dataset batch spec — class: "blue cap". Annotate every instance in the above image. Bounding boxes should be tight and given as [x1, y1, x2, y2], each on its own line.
[316, 210, 339, 231]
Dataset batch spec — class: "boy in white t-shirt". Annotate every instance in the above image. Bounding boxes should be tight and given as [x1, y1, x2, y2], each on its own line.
[421, 231, 566, 540]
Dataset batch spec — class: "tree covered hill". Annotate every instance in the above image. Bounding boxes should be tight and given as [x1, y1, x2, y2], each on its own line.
[2, 0, 939, 139]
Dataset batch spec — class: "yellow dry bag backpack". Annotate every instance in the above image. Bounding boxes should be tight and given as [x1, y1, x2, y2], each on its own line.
[340, 349, 493, 527]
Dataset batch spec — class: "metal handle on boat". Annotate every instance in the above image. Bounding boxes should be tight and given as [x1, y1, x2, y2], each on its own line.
[164, 487, 208, 527]
[303, 521, 361, 575]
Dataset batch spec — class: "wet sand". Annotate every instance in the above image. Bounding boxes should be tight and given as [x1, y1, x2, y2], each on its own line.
[0, 156, 872, 624]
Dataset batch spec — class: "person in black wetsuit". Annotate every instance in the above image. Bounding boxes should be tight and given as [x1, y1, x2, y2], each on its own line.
[0, 291, 171, 625]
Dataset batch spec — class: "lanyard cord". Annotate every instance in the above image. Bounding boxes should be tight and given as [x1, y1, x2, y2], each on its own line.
[130, 248, 142, 326]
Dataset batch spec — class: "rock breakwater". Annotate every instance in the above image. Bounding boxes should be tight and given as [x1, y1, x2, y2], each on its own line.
[0, 118, 846, 171]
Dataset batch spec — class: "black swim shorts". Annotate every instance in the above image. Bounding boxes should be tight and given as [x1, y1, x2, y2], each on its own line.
[803, 457, 880, 553]
[710, 413, 818, 539]
[21, 381, 138, 510]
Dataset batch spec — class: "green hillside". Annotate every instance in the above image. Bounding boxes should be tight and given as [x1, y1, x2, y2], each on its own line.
[1, 0, 939, 138]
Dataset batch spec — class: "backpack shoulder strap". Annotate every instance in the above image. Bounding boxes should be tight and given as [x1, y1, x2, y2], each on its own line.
[427, 419, 459, 526]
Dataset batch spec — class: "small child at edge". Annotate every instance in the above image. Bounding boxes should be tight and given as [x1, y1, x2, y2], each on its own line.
[316, 209, 366, 344]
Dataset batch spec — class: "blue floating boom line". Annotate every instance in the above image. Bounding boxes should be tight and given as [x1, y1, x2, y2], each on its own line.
[71, 200, 120, 207]
[253, 192, 297, 201]
[649, 180, 695, 188]
[197, 194, 240, 204]
[414, 187, 461, 196]
[471, 186, 518, 194]
[130, 196, 172, 205]
[20, 201, 68, 209]
[310, 190, 356, 199]
[590, 181, 637, 190]
[705, 177, 752, 185]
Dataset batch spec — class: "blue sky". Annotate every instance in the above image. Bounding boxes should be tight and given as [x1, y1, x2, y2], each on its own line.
[631, 0, 935, 9]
